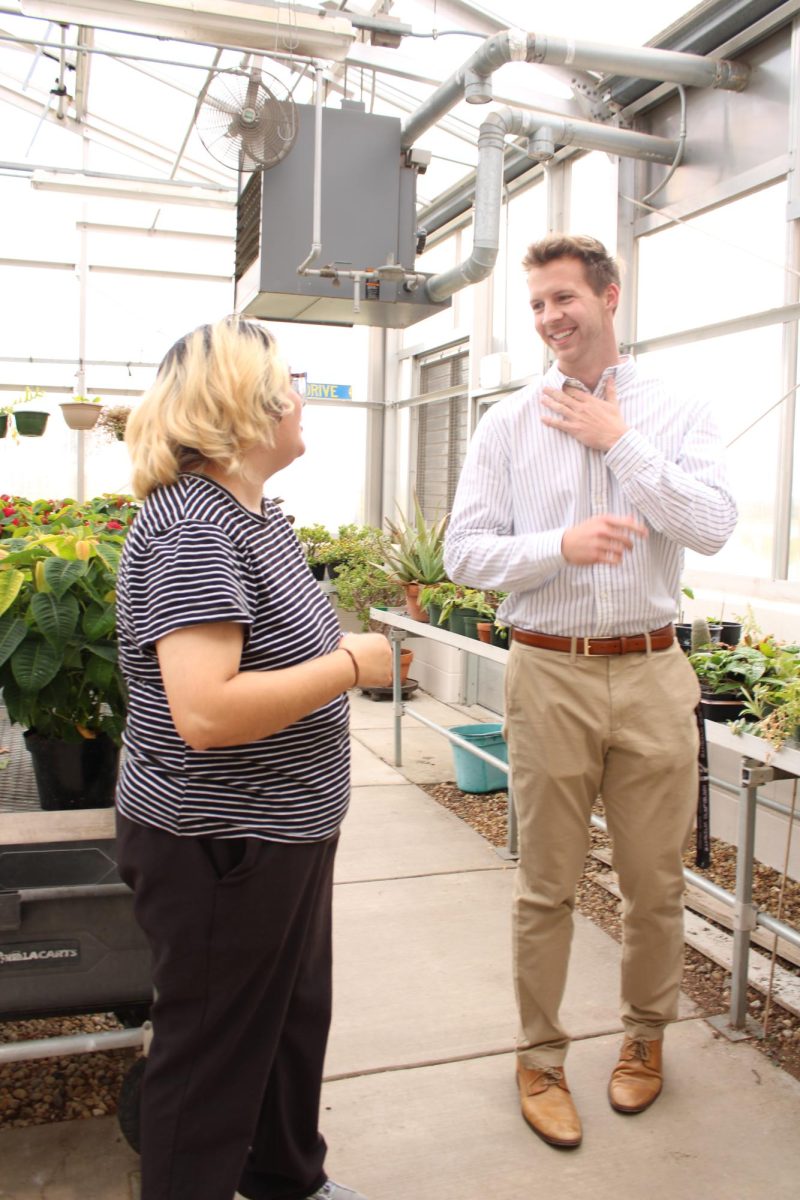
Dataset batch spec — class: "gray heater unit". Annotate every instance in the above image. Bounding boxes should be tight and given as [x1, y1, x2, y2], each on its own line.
[234, 101, 450, 328]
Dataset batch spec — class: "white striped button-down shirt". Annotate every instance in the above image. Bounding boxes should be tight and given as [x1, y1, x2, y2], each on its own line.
[443, 356, 737, 638]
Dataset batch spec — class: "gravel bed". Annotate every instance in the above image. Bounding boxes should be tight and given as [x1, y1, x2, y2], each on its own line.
[0, 1013, 138, 1129]
[422, 782, 800, 1082]
[2, 782, 798, 1133]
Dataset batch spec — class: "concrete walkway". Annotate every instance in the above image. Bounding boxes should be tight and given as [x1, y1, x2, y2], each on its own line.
[1, 690, 799, 1200]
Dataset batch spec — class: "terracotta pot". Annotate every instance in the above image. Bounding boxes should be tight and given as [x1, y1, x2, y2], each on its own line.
[476, 621, 492, 644]
[400, 647, 414, 683]
[404, 582, 428, 623]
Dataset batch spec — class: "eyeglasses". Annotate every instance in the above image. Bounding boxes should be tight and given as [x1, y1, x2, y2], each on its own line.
[290, 372, 307, 405]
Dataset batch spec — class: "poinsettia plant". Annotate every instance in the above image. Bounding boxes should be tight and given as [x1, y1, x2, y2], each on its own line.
[0, 520, 130, 744]
[0, 493, 139, 538]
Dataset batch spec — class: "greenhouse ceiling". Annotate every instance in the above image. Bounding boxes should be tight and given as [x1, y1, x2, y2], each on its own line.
[0, 0, 787, 222]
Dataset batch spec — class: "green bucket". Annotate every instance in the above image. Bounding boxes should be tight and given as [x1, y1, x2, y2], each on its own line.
[449, 723, 508, 793]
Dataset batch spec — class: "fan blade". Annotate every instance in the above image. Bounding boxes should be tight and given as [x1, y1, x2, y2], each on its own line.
[201, 93, 244, 120]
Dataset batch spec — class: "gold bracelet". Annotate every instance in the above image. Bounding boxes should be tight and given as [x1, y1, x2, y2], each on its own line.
[340, 645, 359, 687]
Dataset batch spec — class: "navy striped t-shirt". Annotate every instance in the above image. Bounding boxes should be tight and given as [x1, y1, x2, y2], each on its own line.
[115, 473, 350, 842]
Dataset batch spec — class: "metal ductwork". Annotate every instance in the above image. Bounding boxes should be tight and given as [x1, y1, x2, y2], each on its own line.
[424, 108, 680, 305]
[401, 28, 750, 151]
[237, 26, 751, 324]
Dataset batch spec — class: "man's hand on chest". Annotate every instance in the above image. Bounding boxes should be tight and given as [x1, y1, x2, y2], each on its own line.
[541, 377, 629, 452]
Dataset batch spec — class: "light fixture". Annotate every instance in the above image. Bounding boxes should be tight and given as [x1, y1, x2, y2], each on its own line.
[19, 0, 356, 61]
[30, 169, 237, 209]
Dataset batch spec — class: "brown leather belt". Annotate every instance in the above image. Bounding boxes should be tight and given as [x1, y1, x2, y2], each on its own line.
[512, 624, 674, 656]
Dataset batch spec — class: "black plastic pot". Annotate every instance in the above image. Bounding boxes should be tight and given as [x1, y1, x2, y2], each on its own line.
[675, 622, 722, 653]
[309, 561, 326, 580]
[461, 610, 488, 640]
[426, 603, 442, 628]
[699, 694, 747, 723]
[716, 621, 743, 647]
[448, 606, 484, 637]
[23, 730, 120, 810]
[0, 414, 7, 438]
[13, 411, 49, 437]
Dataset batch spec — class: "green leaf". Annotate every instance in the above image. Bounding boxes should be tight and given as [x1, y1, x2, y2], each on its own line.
[86, 641, 118, 663]
[30, 591, 80, 646]
[94, 542, 122, 574]
[43, 556, 88, 598]
[0, 613, 28, 666]
[82, 602, 116, 640]
[11, 638, 62, 692]
[84, 653, 115, 688]
[0, 568, 24, 616]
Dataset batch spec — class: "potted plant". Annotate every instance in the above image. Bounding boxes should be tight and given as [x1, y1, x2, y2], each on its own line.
[419, 580, 459, 628]
[333, 554, 404, 631]
[294, 522, 334, 580]
[729, 641, 800, 749]
[382, 495, 448, 622]
[450, 588, 496, 638]
[689, 636, 785, 724]
[8, 386, 49, 437]
[491, 619, 509, 648]
[476, 593, 508, 644]
[0, 522, 128, 809]
[313, 523, 379, 580]
[96, 404, 132, 443]
[60, 394, 103, 431]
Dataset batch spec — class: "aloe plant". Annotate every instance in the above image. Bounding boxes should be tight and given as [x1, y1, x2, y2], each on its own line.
[383, 494, 448, 584]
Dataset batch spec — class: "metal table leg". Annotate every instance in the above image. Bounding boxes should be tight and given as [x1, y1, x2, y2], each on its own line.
[389, 628, 405, 767]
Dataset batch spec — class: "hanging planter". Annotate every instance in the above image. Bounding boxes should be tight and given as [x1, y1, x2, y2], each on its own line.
[60, 398, 103, 430]
[0, 414, 8, 438]
[14, 410, 49, 437]
[95, 404, 132, 443]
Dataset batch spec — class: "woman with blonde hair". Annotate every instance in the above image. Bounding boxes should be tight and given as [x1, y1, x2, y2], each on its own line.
[115, 317, 391, 1200]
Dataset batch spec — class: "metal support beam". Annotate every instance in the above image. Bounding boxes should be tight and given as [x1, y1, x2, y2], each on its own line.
[726, 759, 794, 1031]
[773, 15, 800, 577]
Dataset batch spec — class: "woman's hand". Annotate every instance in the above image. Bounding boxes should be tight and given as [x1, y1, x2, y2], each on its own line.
[340, 632, 393, 688]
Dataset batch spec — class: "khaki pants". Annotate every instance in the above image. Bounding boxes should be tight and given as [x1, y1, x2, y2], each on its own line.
[505, 640, 700, 1069]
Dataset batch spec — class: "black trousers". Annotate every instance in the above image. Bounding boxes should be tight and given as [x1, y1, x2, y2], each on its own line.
[116, 813, 339, 1200]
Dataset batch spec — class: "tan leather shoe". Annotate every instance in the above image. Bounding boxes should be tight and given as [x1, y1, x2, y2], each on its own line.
[517, 1063, 582, 1148]
[608, 1036, 663, 1113]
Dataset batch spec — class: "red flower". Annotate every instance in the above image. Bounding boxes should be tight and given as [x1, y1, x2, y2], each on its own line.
[106, 519, 124, 531]
[11, 518, 19, 526]
[3, 506, 15, 517]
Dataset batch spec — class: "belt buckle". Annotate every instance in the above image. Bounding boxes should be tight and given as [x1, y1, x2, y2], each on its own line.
[584, 637, 615, 656]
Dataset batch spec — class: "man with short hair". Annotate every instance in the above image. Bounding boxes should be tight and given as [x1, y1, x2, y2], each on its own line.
[443, 233, 736, 1149]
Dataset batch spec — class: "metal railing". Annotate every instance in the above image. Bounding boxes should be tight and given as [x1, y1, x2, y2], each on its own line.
[379, 611, 800, 1041]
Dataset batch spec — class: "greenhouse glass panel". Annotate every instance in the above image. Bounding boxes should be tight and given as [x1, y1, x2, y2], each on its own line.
[502, 182, 548, 382]
[637, 185, 787, 341]
[640, 324, 783, 579]
[570, 153, 618, 255]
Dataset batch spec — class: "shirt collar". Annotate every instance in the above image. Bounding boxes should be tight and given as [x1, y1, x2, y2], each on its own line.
[547, 354, 636, 395]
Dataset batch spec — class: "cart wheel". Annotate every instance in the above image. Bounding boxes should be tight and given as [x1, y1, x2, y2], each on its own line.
[117, 1055, 145, 1153]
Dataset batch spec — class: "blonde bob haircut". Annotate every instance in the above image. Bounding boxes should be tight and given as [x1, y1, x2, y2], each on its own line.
[127, 317, 291, 499]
